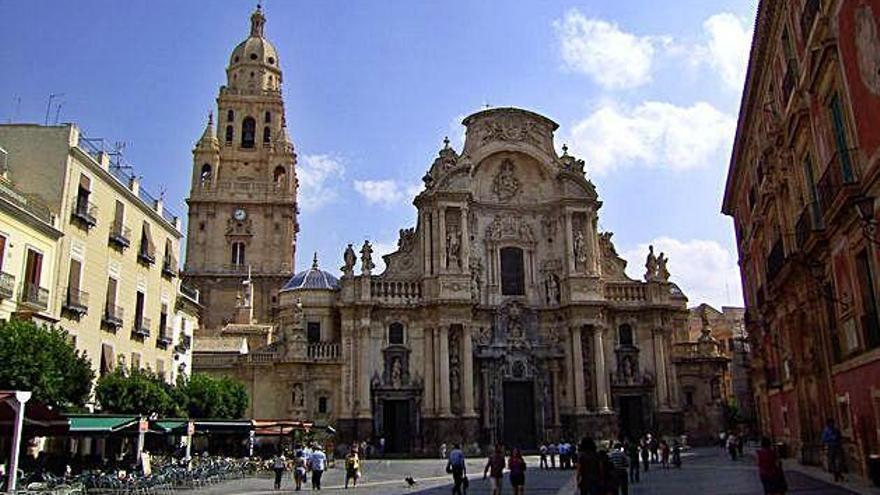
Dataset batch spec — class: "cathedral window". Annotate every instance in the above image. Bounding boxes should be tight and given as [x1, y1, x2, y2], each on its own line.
[307, 322, 321, 344]
[268, 57, 275, 65]
[200, 164, 212, 184]
[231, 241, 246, 266]
[241, 117, 256, 148]
[619, 324, 634, 347]
[500, 247, 525, 296]
[264, 111, 271, 123]
[318, 396, 328, 414]
[263, 126, 271, 144]
[273, 166, 286, 186]
[389, 322, 405, 345]
[225, 125, 234, 144]
[227, 110, 234, 122]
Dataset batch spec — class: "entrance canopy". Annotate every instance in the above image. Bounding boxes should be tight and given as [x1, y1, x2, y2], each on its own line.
[0, 393, 68, 435]
[193, 419, 252, 434]
[253, 419, 313, 436]
[68, 415, 138, 433]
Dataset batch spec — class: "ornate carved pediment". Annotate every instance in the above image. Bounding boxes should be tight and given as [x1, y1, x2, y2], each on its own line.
[491, 159, 521, 201]
[485, 215, 535, 244]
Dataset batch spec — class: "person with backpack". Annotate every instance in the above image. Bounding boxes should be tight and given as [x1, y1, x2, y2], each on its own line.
[447, 443, 467, 495]
[344, 447, 360, 489]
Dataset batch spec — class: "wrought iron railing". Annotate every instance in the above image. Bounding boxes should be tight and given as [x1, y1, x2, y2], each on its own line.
[71, 198, 98, 227]
[20, 282, 48, 310]
[63, 287, 89, 314]
[138, 243, 156, 265]
[0, 271, 14, 299]
[816, 148, 859, 218]
[133, 316, 152, 337]
[109, 221, 131, 248]
[157, 326, 174, 346]
[102, 304, 124, 328]
[795, 201, 824, 248]
[162, 256, 178, 277]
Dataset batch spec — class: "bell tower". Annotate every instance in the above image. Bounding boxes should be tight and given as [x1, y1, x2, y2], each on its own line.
[183, 5, 298, 332]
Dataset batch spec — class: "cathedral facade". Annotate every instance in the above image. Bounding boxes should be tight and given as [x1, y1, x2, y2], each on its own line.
[191, 7, 727, 452]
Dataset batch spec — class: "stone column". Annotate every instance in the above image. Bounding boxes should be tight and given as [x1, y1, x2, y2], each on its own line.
[565, 210, 575, 273]
[571, 326, 587, 414]
[654, 328, 670, 409]
[438, 325, 452, 416]
[462, 325, 476, 416]
[461, 207, 470, 272]
[422, 211, 432, 276]
[358, 327, 372, 417]
[424, 327, 435, 416]
[482, 366, 491, 428]
[552, 364, 561, 426]
[594, 327, 611, 412]
[563, 331, 575, 411]
[439, 206, 447, 273]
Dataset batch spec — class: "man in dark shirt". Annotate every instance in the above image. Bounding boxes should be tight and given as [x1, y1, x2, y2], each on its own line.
[577, 437, 602, 495]
[483, 444, 506, 495]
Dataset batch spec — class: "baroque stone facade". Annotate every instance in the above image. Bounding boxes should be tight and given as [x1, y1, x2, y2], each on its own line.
[192, 6, 731, 453]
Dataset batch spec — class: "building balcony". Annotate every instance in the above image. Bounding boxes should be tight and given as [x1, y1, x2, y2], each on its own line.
[307, 342, 341, 361]
[175, 334, 192, 353]
[817, 148, 860, 222]
[71, 199, 98, 228]
[137, 246, 156, 266]
[795, 201, 824, 249]
[766, 239, 786, 283]
[102, 304, 124, 330]
[0, 272, 15, 300]
[604, 282, 648, 303]
[161, 257, 178, 278]
[109, 221, 131, 249]
[133, 316, 151, 338]
[62, 287, 89, 316]
[156, 327, 173, 347]
[369, 278, 422, 304]
[801, 0, 822, 44]
[179, 284, 200, 304]
[19, 283, 48, 311]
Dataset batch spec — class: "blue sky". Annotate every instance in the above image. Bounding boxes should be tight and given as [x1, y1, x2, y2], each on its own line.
[0, 0, 757, 308]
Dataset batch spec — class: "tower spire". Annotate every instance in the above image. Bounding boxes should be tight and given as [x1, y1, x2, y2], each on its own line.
[250, 4, 266, 37]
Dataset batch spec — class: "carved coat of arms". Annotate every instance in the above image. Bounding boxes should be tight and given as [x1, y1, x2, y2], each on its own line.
[492, 159, 520, 201]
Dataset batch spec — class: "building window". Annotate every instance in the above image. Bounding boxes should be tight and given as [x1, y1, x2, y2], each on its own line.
[619, 324, 634, 347]
[227, 109, 234, 122]
[134, 290, 146, 330]
[318, 396, 328, 414]
[75, 174, 91, 216]
[264, 111, 271, 123]
[307, 322, 321, 344]
[0, 234, 6, 272]
[710, 377, 721, 400]
[500, 246, 525, 296]
[389, 322, 405, 345]
[100, 343, 114, 377]
[105, 276, 118, 319]
[66, 258, 83, 306]
[200, 164, 212, 184]
[829, 93, 854, 182]
[263, 126, 271, 144]
[225, 125, 234, 144]
[131, 352, 141, 371]
[231, 242, 246, 266]
[156, 359, 165, 381]
[685, 389, 695, 408]
[241, 117, 256, 148]
[273, 166, 286, 186]
[23, 248, 43, 293]
[855, 250, 880, 349]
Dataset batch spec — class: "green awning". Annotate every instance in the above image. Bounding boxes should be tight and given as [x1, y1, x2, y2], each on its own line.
[68, 415, 138, 433]
[153, 420, 187, 433]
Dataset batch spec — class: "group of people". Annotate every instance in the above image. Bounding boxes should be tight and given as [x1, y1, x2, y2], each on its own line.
[445, 443, 527, 495]
[536, 440, 577, 469]
[270, 444, 329, 491]
[720, 430, 746, 461]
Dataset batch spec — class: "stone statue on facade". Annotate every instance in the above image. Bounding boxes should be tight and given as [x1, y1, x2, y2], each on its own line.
[391, 358, 402, 388]
[292, 383, 305, 409]
[446, 229, 461, 269]
[573, 230, 589, 269]
[545, 273, 560, 304]
[645, 245, 658, 281]
[470, 258, 483, 301]
[342, 243, 357, 277]
[657, 252, 670, 281]
[492, 159, 521, 201]
[360, 240, 375, 274]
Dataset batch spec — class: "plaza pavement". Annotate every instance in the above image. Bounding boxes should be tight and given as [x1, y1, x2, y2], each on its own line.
[201, 448, 863, 494]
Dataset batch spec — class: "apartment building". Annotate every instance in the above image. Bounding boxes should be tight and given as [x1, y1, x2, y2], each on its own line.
[0, 124, 196, 384]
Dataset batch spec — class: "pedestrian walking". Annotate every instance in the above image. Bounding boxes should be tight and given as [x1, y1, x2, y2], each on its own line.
[549, 442, 558, 469]
[671, 440, 682, 469]
[649, 434, 659, 464]
[344, 447, 360, 489]
[576, 437, 602, 495]
[379, 437, 386, 456]
[509, 448, 526, 495]
[309, 446, 327, 490]
[483, 444, 506, 495]
[625, 440, 640, 483]
[608, 443, 630, 495]
[737, 432, 745, 458]
[756, 437, 788, 495]
[272, 454, 287, 490]
[539, 443, 548, 469]
[293, 450, 307, 491]
[440, 442, 448, 460]
[447, 443, 467, 495]
[640, 438, 650, 472]
[727, 432, 739, 461]
[660, 440, 670, 469]
[822, 418, 845, 482]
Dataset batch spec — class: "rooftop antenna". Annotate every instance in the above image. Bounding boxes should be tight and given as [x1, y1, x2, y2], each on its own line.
[53, 102, 64, 124]
[44, 93, 64, 125]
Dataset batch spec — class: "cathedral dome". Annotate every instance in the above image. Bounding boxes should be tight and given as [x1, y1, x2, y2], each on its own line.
[281, 254, 340, 291]
[229, 5, 278, 68]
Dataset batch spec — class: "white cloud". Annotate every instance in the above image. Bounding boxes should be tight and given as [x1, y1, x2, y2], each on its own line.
[698, 13, 753, 91]
[297, 154, 345, 211]
[554, 9, 659, 90]
[621, 237, 743, 308]
[354, 179, 422, 207]
[566, 100, 736, 174]
[369, 239, 399, 274]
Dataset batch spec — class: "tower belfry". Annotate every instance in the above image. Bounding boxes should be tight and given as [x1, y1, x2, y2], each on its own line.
[183, 5, 298, 331]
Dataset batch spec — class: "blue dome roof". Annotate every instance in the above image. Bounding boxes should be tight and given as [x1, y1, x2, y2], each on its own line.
[281, 254, 339, 291]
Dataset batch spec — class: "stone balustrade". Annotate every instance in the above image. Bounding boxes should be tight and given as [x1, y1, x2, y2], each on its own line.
[370, 278, 422, 303]
[604, 282, 648, 302]
[307, 342, 340, 361]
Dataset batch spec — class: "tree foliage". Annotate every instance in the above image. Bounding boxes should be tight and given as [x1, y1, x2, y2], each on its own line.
[182, 373, 248, 419]
[95, 368, 183, 417]
[0, 320, 94, 410]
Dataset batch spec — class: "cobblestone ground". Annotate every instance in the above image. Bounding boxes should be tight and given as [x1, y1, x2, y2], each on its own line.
[201, 448, 859, 494]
